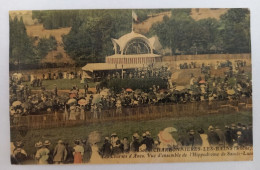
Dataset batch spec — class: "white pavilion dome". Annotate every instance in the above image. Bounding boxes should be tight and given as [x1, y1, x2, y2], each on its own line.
[111, 31, 154, 55]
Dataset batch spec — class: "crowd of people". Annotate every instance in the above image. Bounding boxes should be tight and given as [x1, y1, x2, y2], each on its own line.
[92, 65, 171, 81]
[10, 122, 252, 164]
[179, 60, 247, 70]
[9, 59, 251, 123]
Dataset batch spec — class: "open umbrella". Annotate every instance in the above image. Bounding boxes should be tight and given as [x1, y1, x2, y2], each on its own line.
[157, 131, 177, 146]
[126, 88, 133, 92]
[92, 94, 101, 104]
[59, 97, 68, 104]
[100, 88, 110, 96]
[22, 102, 31, 109]
[134, 89, 142, 94]
[69, 93, 77, 99]
[69, 90, 78, 98]
[37, 102, 45, 110]
[199, 80, 206, 84]
[148, 92, 157, 99]
[164, 127, 178, 133]
[67, 98, 77, 105]
[78, 99, 88, 106]
[88, 131, 101, 145]
[12, 101, 22, 107]
[45, 100, 53, 107]
[175, 86, 186, 91]
[227, 89, 235, 95]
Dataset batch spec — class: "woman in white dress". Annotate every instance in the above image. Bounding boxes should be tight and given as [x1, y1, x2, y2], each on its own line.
[198, 128, 210, 147]
[69, 105, 77, 120]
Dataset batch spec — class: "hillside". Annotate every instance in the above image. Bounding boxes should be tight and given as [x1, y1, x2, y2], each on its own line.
[26, 24, 74, 64]
[11, 9, 229, 65]
[190, 8, 228, 21]
[9, 10, 37, 25]
[133, 8, 228, 34]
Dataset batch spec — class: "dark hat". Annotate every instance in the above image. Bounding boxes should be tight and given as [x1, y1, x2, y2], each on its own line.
[16, 141, 24, 147]
[198, 128, 204, 134]
[74, 139, 81, 144]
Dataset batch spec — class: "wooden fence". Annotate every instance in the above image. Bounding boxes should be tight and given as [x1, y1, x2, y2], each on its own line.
[10, 99, 252, 129]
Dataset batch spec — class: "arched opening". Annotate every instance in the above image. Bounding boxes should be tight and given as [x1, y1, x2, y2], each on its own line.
[123, 38, 151, 55]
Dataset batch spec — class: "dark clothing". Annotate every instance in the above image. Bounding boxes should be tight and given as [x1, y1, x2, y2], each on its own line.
[188, 134, 202, 146]
[112, 146, 121, 155]
[178, 134, 190, 146]
[247, 128, 253, 145]
[11, 156, 18, 164]
[101, 142, 112, 158]
[207, 131, 220, 146]
[83, 143, 92, 163]
[64, 145, 73, 164]
[215, 129, 226, 146]
[230, 128, 238, 142]
[13, 149, 27, 164]
[130, 140, 140, 152]
[237, 136, 244, 146]
[193, 133, 203, 146]
[112, 140, 122, 155]
[141, 137, 154, 151]
[224, 129, 233, 146]
[47, 148, 54, 164]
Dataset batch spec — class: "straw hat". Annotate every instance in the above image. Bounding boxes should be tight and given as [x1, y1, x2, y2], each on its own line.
[43, 140, 51, 146]
[133, 133, 140, 139]
[111, 133, 117, 137]
[208, 125, 214, 130]
[237, 131, 242, 136]
[145, 131, 151, 137]
[35, 141, 43, 148]
[189, 129, 195, 135]
[57, 140, 64, 144]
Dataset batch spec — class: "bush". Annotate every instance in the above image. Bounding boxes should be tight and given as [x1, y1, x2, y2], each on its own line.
[101, 77, 168, 93]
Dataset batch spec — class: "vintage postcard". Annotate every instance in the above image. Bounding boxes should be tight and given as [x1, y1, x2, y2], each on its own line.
[9, 8, 252, 165]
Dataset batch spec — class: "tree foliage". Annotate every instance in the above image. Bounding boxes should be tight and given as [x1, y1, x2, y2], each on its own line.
[10, 16, 34, 65]
[32, 10, 79, 29]
[219, 9, 250, 53]
[62, 10, 132, 64]
[36, 35, 58, 59]
[151, 8, 250, 55]
[11, 9, 250, 68]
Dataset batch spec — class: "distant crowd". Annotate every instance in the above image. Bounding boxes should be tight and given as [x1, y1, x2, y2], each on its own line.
[9, 59, 251, 123]
[93, 65, 171, 81]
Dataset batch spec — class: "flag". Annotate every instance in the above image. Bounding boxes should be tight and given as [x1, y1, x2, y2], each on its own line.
[132, 11, 138, 22]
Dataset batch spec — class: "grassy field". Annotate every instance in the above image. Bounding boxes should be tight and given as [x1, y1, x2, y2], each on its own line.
[22, 78, 97, 90]
[11, 111, 252, 155]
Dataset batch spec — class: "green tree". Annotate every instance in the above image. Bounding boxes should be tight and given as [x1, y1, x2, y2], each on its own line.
[192, 18, 220, 54]
[36, 35, 57, 59]
[151, 9, 196, 55]
[9, 16, 34, 65]
[62, 10, 132, 64]
[219, 8, 250, 53]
